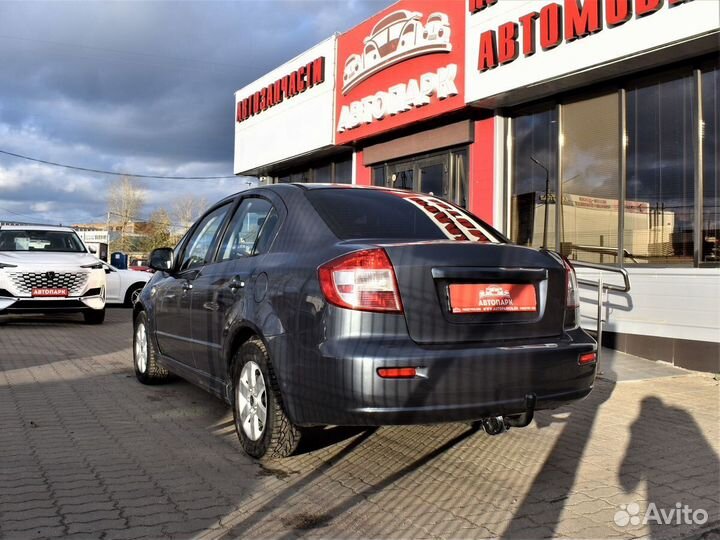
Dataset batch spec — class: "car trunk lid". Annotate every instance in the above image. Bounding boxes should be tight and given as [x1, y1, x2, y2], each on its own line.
[382, 242, 566, 344]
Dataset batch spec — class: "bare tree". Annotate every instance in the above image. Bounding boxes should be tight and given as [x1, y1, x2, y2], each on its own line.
[171, 195, 207, 236]
[140, 208, 172, 252]
[108, 176, 145, 252]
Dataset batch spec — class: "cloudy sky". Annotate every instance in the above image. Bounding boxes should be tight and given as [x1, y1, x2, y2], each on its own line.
[0, 0, 392, 226]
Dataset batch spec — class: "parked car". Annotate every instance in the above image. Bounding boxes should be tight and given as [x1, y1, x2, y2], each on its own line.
[128, 265, 154, 274]
[103, 262, 151, 306]
[0, 225, 106, 324]
[133, 185, 597, 459]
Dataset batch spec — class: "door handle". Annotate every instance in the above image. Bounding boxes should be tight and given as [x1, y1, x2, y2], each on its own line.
[182, 281, 193, 291]
[229, 277, 245, 291]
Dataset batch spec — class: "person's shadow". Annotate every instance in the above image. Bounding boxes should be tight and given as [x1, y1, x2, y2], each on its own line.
[501, 364, 617, 539]
[619, 396, 720, 538]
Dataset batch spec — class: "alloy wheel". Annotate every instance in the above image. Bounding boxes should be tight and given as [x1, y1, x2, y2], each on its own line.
[135, 322, 148, 374]
[131, 288, 142, 305]
[236, 361, 267, 441]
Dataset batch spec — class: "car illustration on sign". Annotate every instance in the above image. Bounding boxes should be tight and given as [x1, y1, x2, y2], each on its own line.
[342, 10, 452, 94]
[480, 286, 511, 299]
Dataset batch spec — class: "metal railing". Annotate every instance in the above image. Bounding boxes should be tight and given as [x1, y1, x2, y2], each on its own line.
[572, 244, 639, 264]
[571, 261, 631, 360]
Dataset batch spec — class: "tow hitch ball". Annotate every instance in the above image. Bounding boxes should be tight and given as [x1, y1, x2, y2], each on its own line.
[478, 394, 537, 436]
[481, 416, 507, 435]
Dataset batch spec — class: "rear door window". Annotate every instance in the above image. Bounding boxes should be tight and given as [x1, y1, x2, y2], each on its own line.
[217, 198, 276, 261]
[305, 189, 502, 243]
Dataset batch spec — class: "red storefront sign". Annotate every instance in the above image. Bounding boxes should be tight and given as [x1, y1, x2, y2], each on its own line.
[474, 0, 693, 73]
[236, 57, 326, 124]
[335, 0, 466, 145]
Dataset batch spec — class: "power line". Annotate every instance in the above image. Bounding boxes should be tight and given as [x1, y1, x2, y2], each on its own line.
[0, 149, 238, 180]
[0, 205, 65, 225]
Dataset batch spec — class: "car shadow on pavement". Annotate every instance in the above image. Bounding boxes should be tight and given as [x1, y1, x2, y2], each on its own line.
[618, 396, 720, 539]
[294, 426, 373, 455]
[501, 365, 617, 539]
[214, 424, 479, 539]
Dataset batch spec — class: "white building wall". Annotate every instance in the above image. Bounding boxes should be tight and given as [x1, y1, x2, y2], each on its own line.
[233, 36, 337, 174]
[465, 0, 719, 104]
[577, 268, 720, 344]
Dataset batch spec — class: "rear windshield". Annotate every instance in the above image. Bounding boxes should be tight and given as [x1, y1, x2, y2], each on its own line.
[0, 230, 86, 253]
[305, 189, 501, 242]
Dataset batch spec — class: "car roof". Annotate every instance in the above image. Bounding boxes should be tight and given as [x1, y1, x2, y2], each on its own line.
[213, 183, 397, 203]
[0, 225, 75, 232]
[266, 183, 406, 193]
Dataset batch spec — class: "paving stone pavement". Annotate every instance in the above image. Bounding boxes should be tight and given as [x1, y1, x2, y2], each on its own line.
[1, 309, 718, 539]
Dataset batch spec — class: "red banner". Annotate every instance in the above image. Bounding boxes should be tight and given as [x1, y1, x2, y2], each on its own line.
[335, 0, 466, 145]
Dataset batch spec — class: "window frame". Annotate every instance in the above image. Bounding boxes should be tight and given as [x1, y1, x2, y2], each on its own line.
[213, 195, 281, 263]
[175, 200, 235, 274]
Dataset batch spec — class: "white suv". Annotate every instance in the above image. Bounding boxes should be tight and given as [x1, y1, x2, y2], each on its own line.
[0, 225, 107, 324]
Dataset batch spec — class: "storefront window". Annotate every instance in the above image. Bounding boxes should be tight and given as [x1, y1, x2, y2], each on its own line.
[314, 164, 332, 183]
[271, 154, 352, 184]
[561, 93, 620, 263]
[451, 149, 469, 209]
[290, 171, 307, 183]
[702, 66, 719, 264]
[509, 60, 716, 268]
[627, 73, 695, 265]
[511, 108, 558, 250]
[372, 166, 385, 186]
[334, 158, 352, 184]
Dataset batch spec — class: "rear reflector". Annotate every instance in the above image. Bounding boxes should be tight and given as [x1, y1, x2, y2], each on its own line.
[578, 352, 597, 365]
[377, 367, 417, 379]
[318, 248, 403, 313]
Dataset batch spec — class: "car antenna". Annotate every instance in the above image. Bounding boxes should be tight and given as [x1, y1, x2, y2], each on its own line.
[530, 156, 550, 251]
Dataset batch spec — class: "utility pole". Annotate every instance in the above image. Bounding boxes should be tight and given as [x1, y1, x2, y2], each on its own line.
[530, 156, 551, 250]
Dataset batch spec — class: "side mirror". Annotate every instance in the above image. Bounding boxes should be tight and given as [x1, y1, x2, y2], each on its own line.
[149, 247, 175, 272]
[88, 246, 97, 254]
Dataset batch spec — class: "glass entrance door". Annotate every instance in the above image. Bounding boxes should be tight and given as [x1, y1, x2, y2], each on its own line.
[387, 162, 414, 191]
[417, 155, 448, 198]
[386, 154, 449, 197]
[373, 146, 468, 207]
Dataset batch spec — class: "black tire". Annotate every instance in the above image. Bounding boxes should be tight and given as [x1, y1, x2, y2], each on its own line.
[232, 338, 300, 460]
[133, 311, 169, 384]
[124, 283, 145, 307]
[83, 308, 105, 325]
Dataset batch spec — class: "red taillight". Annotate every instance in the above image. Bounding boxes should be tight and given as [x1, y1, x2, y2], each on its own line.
[377, 367, 416, 379]
[579, 352, 597, 365]
[318, 248, 403, 313]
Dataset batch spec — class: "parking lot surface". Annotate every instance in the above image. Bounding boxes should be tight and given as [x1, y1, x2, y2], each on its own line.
[1, 309, 718, 539]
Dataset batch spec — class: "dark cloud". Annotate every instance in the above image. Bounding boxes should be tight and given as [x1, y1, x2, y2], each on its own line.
[0, 0, 393, 224]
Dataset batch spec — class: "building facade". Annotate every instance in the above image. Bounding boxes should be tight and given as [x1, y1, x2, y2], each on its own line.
[234, 0, 719, 372]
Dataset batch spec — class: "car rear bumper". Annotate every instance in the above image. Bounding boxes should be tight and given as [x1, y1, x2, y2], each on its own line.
[274, 327, 597, 426]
